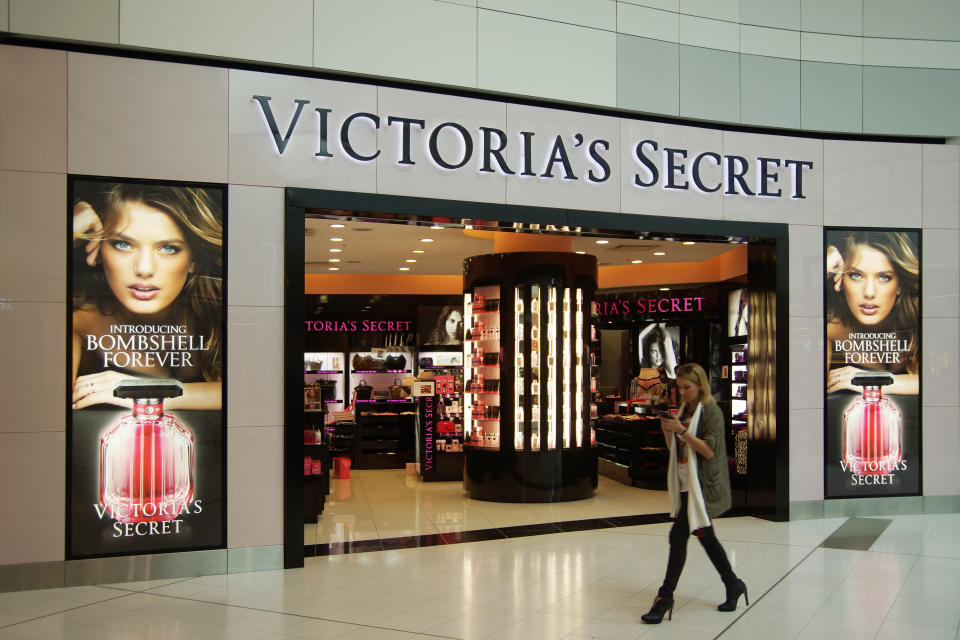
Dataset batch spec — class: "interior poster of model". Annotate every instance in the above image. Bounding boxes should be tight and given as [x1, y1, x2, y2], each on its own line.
[824, 228, 921, 498]
[67, 177, 226, 558]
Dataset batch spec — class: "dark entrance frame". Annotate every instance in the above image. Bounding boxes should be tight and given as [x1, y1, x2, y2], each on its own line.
[283, 188, 790, 569]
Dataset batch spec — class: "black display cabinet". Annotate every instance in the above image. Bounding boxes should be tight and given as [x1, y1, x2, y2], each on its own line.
[462, 252, 599, 502]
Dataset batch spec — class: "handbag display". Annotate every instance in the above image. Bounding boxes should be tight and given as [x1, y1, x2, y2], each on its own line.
[385, 354, 407, 371]
[354, 379, 373, 400]
[389, 378, 403, 399]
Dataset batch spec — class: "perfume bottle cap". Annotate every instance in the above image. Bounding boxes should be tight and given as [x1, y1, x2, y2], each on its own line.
[113, 379, 184, 399]
[850, 372, 894, 388]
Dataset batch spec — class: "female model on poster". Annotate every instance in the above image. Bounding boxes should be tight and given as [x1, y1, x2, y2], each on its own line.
[641, 363, 746, 624]
[71, 182, 223, 410]
[427, 305, 464, 345]
[638, 322, 678, 378]
[825, 231, 919, 395]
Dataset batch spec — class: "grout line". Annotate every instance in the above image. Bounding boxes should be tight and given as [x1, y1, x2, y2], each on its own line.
[715, 520, 851, 639]
[0, 592, 133, 631]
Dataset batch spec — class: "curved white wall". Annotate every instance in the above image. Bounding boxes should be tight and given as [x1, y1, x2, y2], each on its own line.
[2, 0, 959, 136]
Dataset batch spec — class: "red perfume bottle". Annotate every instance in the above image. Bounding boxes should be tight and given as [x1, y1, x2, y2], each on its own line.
[843, 372, 901, 475]
[99, 380, 195, 523]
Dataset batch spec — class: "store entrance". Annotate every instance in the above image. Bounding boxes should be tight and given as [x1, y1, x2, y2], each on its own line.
[283, 191, 789, 567]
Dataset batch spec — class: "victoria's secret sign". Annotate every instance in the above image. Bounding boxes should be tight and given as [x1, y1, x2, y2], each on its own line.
[596, 294, 712, 318]
[253, 96, 814, 199]
[305, 319, 412, 332]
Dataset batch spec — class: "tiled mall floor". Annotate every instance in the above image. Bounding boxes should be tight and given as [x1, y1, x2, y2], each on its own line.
[2, 481, 959, 639]
[305, 470, 672, 545]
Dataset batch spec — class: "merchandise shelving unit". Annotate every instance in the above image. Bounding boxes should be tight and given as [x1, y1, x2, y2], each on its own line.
[302, 352, 344, 522]
[417, 350, 464, 481]
[729, 340, 749, 478]
[462, 252, 599, 502]
[348, 350, 415, 469]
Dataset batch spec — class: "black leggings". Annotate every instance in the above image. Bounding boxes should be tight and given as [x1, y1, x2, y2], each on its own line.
[658, 492, 738, 598]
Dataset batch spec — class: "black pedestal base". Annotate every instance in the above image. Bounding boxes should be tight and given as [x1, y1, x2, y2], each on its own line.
[464, 447, 598, 502]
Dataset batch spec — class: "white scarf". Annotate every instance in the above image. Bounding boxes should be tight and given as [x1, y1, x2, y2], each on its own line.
[667, 403, 711, 532]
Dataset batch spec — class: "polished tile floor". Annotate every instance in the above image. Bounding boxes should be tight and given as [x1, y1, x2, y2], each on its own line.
[305, 469, 671, 546]
[3, 474, 959, 639]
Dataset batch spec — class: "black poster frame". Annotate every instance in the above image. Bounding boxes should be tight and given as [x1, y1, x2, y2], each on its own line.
[65, 175, 229, 560]
[822, 226, 923, 500]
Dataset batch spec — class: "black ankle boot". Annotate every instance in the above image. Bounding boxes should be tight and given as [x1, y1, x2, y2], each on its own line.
[640, 595, 674, 624]
[717, 579, 748, 612]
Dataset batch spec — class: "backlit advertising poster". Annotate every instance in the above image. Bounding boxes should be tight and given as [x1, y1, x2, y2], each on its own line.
[824, 229, 921, 498]
[67, 177, 226, 558]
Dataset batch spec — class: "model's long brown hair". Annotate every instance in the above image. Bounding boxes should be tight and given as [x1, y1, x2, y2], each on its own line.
[827, 231, 919, 373]
[74, 183, 223, 381]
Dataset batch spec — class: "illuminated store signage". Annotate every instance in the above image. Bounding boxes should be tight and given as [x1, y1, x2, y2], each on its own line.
[252, 96, 814, 199]
[595, 293, 717, 317]
[67, 177, 226, 559]
[823, 228, 921, 498]
[305, 319, 414, 332]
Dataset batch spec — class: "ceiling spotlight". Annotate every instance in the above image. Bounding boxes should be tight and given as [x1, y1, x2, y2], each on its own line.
[653, 251, 666, 256]
[330, 237, 344, 242]
[329, 258, 341, 263]
[399, 267, 411, 271]
[595, 240, 609, 245]
[328, 267, 339, 271]
[660, 287, 670, 291]
[329, 248, 342, 253]
[330, 223, 345, 228]
[412, 250, 425, 254]
[420, 238, 435, 243]
[575, 251, 586, 255]
[406, 259, 417, 263]
[682, 241, 696, 245]
[631, 259, 644, 264]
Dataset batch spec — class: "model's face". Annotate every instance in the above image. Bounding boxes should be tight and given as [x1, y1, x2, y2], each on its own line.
[446, 311, 463, 339]
[842, 246, 899, 326]
[648, 343, 663, 367]
[677, 376, 701, 405]
[101, 201, 193, 317]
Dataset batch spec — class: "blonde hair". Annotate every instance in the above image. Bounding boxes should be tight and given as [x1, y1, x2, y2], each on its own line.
[675, 363, 714, 405]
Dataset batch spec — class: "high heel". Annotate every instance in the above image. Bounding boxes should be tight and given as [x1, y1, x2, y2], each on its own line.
[640, 595, 674, 624]
[717, 579, 748, 612]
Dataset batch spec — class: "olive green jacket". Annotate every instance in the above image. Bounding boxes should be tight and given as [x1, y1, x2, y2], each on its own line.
[695, 401, 732, 518]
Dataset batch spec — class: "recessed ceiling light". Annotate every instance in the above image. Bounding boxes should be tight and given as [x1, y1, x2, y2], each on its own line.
[575, 251, 586, 255]
[406, 259, 417, 263]
[330, 223, 345, 228]
[412, 250, 425, 254]
[653, 251, 666, 256]
[399, 267, 411, 271]
[595, 240, 609, 245]
[330, 237, 344, 242]
[682, 241, 696, 245]
[660, 287, 670, 291]
[631, 259, 644, 264]
[329, 258, 341, 263]
[329, 248, 342, 253]
[328, 267, 339, 271]
[430, 224, 444, 230]
[420, 238, 434, 243]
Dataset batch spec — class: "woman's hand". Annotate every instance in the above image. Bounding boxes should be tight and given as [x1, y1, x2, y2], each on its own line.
[826, 245, 844, 292]
[826, 366, 859, 393]
[73, 201, 103, 266]
[72, 370, 136, 410]
[660, 413, 685, 435]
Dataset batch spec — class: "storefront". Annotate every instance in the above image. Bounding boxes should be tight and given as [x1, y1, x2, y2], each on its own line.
[0, 42, 955, 588]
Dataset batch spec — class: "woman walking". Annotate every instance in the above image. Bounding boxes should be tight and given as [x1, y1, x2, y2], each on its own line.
[641, 363, 747, 624]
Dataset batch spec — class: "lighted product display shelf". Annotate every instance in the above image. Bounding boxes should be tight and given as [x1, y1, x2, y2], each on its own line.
[461, 252, 599, 503]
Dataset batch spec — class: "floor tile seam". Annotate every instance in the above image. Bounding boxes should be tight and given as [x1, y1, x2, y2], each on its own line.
[0, 592, 136, 631]
[94, 588, 461, 639]
[716, 522, 853, 639]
